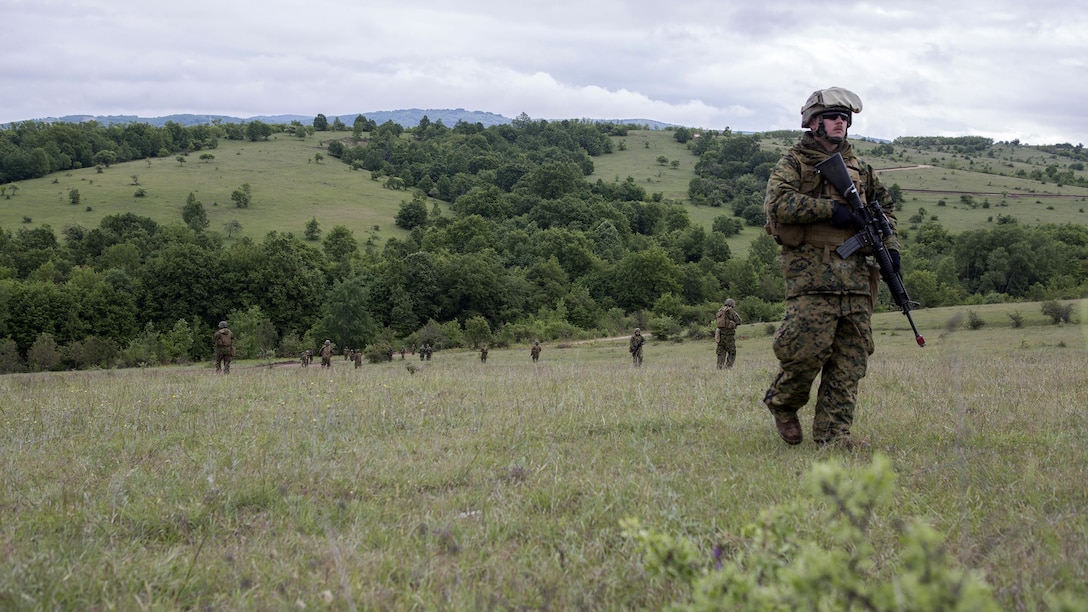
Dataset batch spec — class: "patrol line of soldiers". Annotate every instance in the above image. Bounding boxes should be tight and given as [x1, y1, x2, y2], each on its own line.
[208, 86, 895, 451]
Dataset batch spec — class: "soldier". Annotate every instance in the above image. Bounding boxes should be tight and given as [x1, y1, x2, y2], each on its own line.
[761, 87, 899, 449]
[301, 349, 311, 367]
[530, 341, 541, 363]
[480, 344, 488, 363]
[212, 320, 235, 374]
[343, 347, 350, 361]
[629, 328, 644, 367]
[715, 298, 743, 369]
[319, 339, 334, 369]
[354, 349, 363, 369]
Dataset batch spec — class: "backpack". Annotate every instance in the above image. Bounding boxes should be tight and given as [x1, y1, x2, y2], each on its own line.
[716, 307, 737, 330]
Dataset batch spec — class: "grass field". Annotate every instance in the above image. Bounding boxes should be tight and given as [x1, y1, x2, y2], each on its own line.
[1, 136, 414, 247]
[3, 300, 1086, 609]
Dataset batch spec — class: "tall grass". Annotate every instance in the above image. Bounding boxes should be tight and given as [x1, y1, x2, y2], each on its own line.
[2, 302, 1086, 609]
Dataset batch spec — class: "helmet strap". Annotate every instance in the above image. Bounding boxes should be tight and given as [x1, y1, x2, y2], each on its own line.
[816, 119, 845, 144]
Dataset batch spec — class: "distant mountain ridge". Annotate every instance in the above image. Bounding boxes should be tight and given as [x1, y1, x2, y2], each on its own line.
[11, 110, 677, 130]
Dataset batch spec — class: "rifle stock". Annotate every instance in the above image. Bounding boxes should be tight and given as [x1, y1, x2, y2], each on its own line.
[815, 153, 926, 347]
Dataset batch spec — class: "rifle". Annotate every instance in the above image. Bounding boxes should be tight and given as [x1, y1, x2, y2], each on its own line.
[814, 152, 926, 347]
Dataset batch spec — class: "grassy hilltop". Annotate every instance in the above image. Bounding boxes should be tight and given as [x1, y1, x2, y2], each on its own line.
[5, 129, 1088, 259]
[1, 300, 1085, 609]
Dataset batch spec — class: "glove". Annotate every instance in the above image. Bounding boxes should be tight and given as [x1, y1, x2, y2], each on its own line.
[830, 202, 862, 229]
[889, 250, 901, 276]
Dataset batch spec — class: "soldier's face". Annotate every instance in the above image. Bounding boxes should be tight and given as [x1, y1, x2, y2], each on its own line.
[819, 112, 849, 139]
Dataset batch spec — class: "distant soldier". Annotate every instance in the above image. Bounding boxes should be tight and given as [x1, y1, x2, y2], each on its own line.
[301, 350, 312, 367]
[629, 328, 644, 367]
[343, 347, 350, 361]
[385, 347, 394, 361]
[715, 298, 743, 369]
[400, 346, 407, 360]
[320, 340, 334, 369]
[354, 349, 363, 369]
[425, 344, 433, 361]
[213, 321, 235, 373]
[530, 341, 542, 363]
[480, 344, 489, 363]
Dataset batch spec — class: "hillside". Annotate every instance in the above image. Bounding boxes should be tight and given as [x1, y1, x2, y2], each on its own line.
[5, 129, 1088, 254]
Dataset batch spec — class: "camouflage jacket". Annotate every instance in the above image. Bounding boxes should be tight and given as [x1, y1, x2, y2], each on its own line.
[764, 133, 899, 299]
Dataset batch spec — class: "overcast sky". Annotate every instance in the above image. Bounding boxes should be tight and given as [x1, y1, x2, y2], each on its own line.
[3, 0, 1086, 145]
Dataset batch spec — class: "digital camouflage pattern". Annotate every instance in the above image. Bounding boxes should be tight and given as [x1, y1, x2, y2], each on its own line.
[762, 132, 897, 444]
[715, 305, 742, 369]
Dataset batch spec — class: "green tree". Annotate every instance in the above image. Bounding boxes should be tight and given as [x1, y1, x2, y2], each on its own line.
[463, 315, 492, 348]
[309, 273, 380, 350]
[224, 220, 242, 238]
[230, 183, 252, 208]
[395, 194, 430, 230]
[304, 217, 321, 241]
[322, 225, 358, 262]
[313, 114, 329, 131]
[93, 150, 117, 168]
[181, 192, 209, 231]
[610, 247, 683, 311]
[68, 188, 81, 206]
[245, 120, 272, 142]
[26, 331, 61, 372]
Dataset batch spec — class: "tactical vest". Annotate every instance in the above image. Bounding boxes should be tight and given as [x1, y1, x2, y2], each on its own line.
[766, 152, 869, 252]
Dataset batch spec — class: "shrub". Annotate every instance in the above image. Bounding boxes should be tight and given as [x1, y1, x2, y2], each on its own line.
[622, 456, 999, 610]
[1041, 300, 1074, 324]
[967, 310, 986, 329]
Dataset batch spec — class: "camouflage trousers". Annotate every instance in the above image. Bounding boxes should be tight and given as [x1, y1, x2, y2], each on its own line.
[763, 294, 874, 443]
[716, 332, 737, 369]
[215, 348, 232, 374]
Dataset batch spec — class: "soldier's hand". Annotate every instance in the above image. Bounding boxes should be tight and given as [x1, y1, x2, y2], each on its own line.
[830, 202, 863, 230]
[890, 249, 902, 276]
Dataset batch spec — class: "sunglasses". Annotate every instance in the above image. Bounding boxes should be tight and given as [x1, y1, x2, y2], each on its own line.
[821, 111, 851, 122]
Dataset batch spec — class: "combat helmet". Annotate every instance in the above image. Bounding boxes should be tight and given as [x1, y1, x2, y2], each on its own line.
[801, 87, 863, 128]
[218, 321, 228, 329]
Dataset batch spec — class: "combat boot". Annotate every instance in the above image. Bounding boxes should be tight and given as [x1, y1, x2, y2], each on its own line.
[774, 416, 803, 445]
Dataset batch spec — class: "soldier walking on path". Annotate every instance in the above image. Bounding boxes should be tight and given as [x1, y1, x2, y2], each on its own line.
[530, 341, 541, 363]
[715, 298, 743, 369]
[213, 321, 235, 374]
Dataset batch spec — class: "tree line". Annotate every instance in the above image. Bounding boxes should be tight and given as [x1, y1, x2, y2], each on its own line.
[2, 116, 1087, 373]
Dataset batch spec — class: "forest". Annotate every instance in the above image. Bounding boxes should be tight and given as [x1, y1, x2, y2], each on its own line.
[2, 115, 1087, 373]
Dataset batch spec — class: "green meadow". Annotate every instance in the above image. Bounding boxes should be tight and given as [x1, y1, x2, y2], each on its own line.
[2, 300, 1086, 609]
[1, 135, 413, 247]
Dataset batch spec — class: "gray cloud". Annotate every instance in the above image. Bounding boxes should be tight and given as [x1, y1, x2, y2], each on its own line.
[2, 0, 1086, 145]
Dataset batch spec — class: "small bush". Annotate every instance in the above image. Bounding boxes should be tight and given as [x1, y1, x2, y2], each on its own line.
[1008, 311, 1024, 328]
[1041, 300, 1074, 324]
[967, 310, 986, 330]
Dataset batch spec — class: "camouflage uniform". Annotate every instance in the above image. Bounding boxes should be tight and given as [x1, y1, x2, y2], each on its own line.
[762, 124, 898, 445]
[629, 329, 644, 367]
[213, 321, 234, 374]
[320, 340, 333, 368]
[715, 302, 742, 369]
[530, 342, 541, 362]
[480, 345, 488, 363]
[354, 350, 363, 368]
